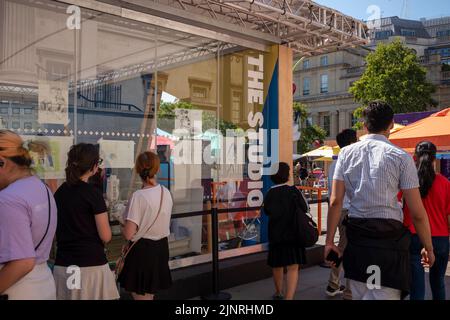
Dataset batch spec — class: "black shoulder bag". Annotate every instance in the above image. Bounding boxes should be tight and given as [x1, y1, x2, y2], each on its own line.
[291, 187, 319, 248]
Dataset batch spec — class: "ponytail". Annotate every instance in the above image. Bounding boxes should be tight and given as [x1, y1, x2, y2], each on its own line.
[0, 130, 49, 169]
[415, 141, 437, 198]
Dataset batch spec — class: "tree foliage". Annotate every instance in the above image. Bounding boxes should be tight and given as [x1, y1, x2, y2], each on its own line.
[349, 40, 436, 115]
[293, 102, 327, 154]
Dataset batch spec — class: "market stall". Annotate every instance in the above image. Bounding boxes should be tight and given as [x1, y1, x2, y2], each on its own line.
[389, 108, 450, 179]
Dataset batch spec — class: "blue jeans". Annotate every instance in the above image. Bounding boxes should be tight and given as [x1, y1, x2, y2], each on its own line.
[409, 235, 449, 300]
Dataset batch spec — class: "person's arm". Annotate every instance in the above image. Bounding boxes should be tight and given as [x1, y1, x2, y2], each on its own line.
[95, 212, 112, 243]
[0, 258, 35, 294]
[121, 192, 142, 241]
[324, 179, 345, 264]
[122, 220, 138, 241]
[402, 188, 434, 268]
[0, 198, 38, 294]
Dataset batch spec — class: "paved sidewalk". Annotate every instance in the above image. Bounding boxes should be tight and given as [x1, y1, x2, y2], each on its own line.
[195, 264, 450, 300]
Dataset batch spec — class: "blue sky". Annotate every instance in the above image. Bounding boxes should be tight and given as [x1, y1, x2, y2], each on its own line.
[314, 0, 450, 21]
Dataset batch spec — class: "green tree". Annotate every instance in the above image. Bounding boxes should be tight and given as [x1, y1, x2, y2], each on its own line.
[350, 40, 436, 117]
[293, 102, 327, 154]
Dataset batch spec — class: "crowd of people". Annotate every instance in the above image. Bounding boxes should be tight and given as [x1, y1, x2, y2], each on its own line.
[264, 101, 449, 301]
[0, 131, 172, 300]
[0, 100, 448, 301]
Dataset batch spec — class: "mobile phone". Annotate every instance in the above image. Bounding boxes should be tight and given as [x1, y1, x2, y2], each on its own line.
[326, 250, 342, 268]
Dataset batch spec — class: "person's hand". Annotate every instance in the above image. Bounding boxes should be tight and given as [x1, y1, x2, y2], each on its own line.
[324, 243, 341, 267]
[421, 247, 435, 268]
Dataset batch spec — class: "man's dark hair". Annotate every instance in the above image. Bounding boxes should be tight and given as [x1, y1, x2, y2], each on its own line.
[270, 162, 290, 185]
[362, 101, 394, 133]
[336, 129, 357, 148]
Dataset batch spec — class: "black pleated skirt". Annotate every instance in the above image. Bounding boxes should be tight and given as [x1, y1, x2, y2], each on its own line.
[118, 237, 172, 295]
[267, 242, 307, 268]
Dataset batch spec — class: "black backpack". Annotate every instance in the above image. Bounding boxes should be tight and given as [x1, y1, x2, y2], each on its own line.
[291, 187, 319, 248]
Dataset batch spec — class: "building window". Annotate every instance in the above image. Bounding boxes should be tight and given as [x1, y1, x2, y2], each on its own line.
[12, 108, 20, 115]
[188, 78, 211, 102]
[306, 116, 313, 128]
[437, 30, 450, 38]
[192, 86, 207, 99]
[401, 29, 416, 37]
[0, 107, 8, 114]
[320, 56, 328, 66]
[320, 74, 328, 93]
[375, 30, 393, 39]
[323, 115, 330, 136]
[46, 60, 71, 81]
[303, 60, 310, 69]
[231, 90, 242, 123]
[303, 78, 311, 96]
[24, 122, 33, 130]
[24, 108, 33, 115]
[12, 121, 20, 129]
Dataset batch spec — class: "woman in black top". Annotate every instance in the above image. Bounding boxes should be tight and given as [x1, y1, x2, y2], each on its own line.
[264, 162, 309, 300]
[53, 143, 119, 300]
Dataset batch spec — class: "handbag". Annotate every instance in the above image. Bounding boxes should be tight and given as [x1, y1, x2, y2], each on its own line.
[115, 185, 164, 281]
[291, 187, 318, 248]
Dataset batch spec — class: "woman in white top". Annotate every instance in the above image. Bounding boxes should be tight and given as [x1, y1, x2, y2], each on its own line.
[119, 151, 173, 300]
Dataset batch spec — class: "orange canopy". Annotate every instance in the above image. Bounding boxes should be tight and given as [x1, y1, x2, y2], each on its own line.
[389, 108, 450, 150]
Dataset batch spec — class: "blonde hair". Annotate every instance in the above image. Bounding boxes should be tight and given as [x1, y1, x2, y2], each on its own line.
[0, 130, 48, 168]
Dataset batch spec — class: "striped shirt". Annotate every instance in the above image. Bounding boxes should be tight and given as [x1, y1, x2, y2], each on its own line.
[333, 134, 419, 222]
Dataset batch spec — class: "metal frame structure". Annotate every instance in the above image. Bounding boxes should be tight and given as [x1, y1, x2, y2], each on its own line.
[55, 0, 368, 55]
[1, 0, 368, 93]
[121, 0, 369, 55]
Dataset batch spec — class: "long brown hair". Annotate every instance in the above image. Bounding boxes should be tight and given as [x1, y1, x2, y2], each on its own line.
[66, 143, 100, 185]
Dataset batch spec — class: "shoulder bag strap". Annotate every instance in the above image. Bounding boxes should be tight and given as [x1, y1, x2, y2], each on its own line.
[129, 185, 165, 242]
[142, 184, 164, 236]
[35, 182, 51, 251]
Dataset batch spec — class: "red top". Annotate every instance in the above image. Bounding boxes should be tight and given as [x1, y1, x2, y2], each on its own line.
[402, 174, 450, 236]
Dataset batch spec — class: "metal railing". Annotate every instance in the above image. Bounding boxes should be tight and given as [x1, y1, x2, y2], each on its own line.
[296, 186, 328, 234]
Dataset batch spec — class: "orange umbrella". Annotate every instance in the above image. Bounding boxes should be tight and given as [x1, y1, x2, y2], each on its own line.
[389, 108, 450, 150]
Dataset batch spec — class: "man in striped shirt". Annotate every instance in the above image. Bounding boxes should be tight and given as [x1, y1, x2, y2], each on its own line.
[325, 101, 435, 300]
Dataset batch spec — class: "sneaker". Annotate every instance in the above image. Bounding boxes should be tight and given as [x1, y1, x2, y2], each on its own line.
[325, 285, 345, 297]
[272, 293, 284, 300]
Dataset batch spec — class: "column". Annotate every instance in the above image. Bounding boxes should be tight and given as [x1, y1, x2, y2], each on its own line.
[338, 109, 347, 131]
[330, 110, 339, 138]
[278, 45, 293, 170]
[0, 1, 36, 83]
[311, 112, 319, 126]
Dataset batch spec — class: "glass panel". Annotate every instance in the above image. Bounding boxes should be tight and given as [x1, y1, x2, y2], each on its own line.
[155, 29, 220, 261]
[216, 48, 270, 251]
[1, 0, 272, 267]
[0, 0, 76, 193]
